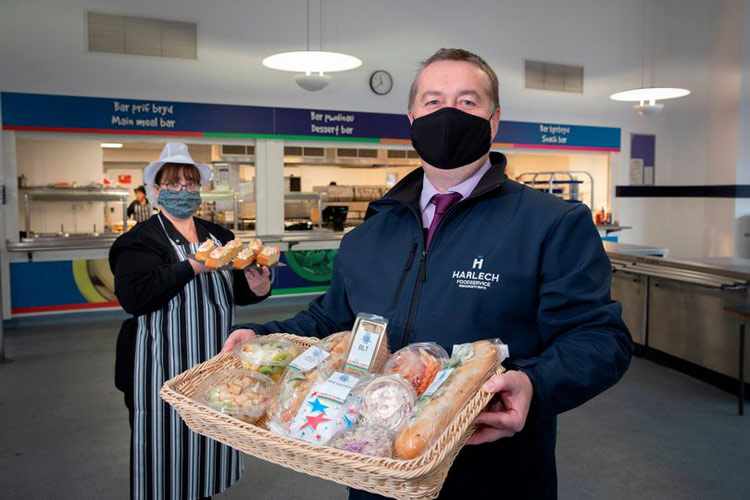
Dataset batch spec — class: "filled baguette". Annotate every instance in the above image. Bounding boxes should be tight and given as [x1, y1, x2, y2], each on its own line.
[394, 340, 500, 460]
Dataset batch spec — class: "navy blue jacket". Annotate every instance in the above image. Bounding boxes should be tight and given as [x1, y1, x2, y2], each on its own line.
[234, 152, 632, 499]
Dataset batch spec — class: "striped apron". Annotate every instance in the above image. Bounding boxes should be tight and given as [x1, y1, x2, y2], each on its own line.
[131, 217, 243, 499]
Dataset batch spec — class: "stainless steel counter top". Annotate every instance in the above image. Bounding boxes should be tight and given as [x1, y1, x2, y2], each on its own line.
[608, 249, 750, 288]
[6, 228, 347, 252]
[603, 241, 669, 257]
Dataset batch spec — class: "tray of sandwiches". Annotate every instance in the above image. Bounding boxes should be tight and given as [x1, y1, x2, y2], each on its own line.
[191, 238, 286, 270]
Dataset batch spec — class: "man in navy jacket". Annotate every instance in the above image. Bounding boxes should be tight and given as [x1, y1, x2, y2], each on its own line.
[225, 48, 632, 499]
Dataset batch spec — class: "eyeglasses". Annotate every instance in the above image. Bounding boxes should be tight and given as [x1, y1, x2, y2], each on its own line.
[159, 181, 201, 192]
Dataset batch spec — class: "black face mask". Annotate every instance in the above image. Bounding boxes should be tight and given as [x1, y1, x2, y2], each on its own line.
[409, 107, 492, 169]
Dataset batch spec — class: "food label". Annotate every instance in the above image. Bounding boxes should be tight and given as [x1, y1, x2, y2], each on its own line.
[288, 372, 362, 444]
[420, 368, 454, 400]
[287, 346, 329, 372]
[344, 328, 381, 373]
[316, 372, 360, 405]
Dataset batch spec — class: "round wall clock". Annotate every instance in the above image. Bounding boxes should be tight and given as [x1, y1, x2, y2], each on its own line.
[369, 70, 393, 95]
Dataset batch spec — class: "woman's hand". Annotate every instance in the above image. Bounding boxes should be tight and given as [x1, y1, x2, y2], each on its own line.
[188, 258, 210, 275]
[222, 328, 257, 353]
[244, 266, 271, 296]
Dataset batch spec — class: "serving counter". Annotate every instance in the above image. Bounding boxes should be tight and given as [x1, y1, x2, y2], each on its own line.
[2, 228, 346, 318]
[608, 248, 750, 386]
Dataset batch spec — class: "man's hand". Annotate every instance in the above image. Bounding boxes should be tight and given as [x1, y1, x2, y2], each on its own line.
[244, 266, 271, 296]
[466, 370, 534, 445]
[222, 328, 257, 353]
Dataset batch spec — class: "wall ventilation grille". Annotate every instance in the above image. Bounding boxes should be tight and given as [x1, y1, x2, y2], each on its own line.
[525, 60, 583, 93]
[87, 12, 197, 59]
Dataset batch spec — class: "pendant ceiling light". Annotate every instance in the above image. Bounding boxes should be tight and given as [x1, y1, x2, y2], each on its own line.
[609, 0, 690, 115]
[262, 0, 361, 91]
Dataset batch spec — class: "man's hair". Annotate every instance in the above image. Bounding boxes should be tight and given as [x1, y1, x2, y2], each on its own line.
[134, 185, 146, 195]
[408, 48, 500, 112]
[155, 163, 201, 185]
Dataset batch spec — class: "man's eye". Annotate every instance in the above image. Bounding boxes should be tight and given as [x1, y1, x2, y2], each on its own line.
[459, 100, 476, 106]
[425, 100, 439, 105]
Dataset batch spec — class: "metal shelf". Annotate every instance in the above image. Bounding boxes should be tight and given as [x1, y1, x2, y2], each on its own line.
[23, 188, 129, 237]
[516, 171, 594, 207]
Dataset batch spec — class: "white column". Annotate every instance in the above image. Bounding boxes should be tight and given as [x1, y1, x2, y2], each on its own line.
[254, 139, 285, 237]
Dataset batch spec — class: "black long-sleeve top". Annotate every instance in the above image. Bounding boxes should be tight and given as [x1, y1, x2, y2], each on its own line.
[110, 214, 266, 315]
[109, 213, 269, 394]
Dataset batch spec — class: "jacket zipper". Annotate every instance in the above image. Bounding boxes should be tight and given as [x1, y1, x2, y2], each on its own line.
[388, 243, 418, 314]
[389, 182, 502, 349]
[399, 248, 428, 349]
[398, 200, 463, 349]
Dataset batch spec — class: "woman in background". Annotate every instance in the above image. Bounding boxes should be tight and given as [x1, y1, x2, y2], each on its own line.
[126, 185, 153, 223]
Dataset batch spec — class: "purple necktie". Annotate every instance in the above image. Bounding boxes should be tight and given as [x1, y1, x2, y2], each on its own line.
[425, 192, 462, 249]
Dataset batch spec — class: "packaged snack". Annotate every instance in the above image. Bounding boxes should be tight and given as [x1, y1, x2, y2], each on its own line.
[233, 338, 302, 382]
[394, 339, 508, 460]
[267, 332, 350, 430]
[317, 331, 351, 372]
[286, 371, 370, 445]
[342, 313, 388, 375]
[256, 245, 281, 266]
[330, 425, 395, 458]
[194, 370, 277, 423]
[358, 375, 416, 432]
[195, 239, 216, 261]
[384, 343, 449, 396]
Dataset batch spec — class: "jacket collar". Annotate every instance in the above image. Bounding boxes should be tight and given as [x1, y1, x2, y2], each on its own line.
[372, 151, 508, 214]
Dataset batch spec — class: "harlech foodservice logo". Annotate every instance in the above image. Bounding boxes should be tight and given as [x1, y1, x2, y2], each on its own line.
[452, 255, 501, 290]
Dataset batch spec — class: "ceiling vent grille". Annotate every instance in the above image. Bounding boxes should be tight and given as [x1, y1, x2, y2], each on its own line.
[87, 12, 197, 59]
[525, 60, 583, 93]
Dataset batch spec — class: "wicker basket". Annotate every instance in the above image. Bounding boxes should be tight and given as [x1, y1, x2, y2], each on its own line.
[160, 333, 503, 500]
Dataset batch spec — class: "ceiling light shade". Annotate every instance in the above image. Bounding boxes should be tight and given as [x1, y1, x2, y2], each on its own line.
[633, 103, 665, 116]
[101, 142, 123, 148]
[609, 87, 691, 102]
[294, 73, 331, 91]
[262, 51, 362, 73]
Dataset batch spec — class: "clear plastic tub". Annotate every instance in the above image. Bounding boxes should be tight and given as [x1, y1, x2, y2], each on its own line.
[233, 337, 303, 382]
[194, 370, 277, 424]
[383, 342, 449, 396]
[358, 374, 417, 432]
[330, 424, 395, 458]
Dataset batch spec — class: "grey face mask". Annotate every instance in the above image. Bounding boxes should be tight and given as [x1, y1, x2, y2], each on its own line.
[157, 189, 202, 219]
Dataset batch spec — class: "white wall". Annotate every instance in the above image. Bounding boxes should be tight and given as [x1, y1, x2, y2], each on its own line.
[0, 0, 748, 256]
[735, 0, 750, 257]
[506, 152, 610, 211]
[16, 138, 107, 234]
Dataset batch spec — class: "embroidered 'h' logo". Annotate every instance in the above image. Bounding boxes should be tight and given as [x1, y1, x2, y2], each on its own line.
[472, 256, 484, 270]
